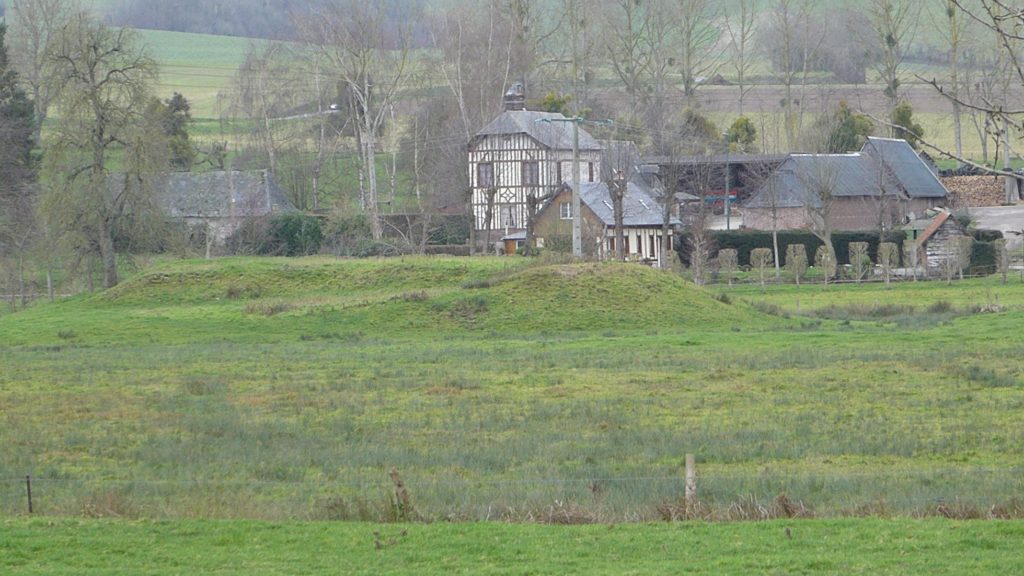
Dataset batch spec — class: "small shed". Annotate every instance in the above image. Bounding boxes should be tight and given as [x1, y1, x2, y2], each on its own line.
[906, 209, 966, 271]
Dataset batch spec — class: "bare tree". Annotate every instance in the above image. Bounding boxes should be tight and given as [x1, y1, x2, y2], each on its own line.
[849, 241, 870, 283]
[814, 244, 837, 288]
[865, 0, 921, 121]
[683, 156, 717, 285]
[901, 2, 1024, 182]
[786, 244, 807, 285]
[299, 0, 411, 241]
[796, 155, 841, 272]
[560, 0, 597, 112]
[766, 0, 817, 149]
[751, 247, 773, 287]
[724, 0, 757, 116]
[42, 14, 165, 288]
[604, 0, 653, 115]
[994, 237, 1010, 284]
[955, 234, 973, 280]
[878, 241, 898, 287]
[718, 248, 738, 284]
[7, 0, 76, 144]
[644, 0, 679, 150]
[935, 0, 970, 161]
[903, 239, 920, 281]
[677, 0, 722, 105]
[232, 41, 297, 177]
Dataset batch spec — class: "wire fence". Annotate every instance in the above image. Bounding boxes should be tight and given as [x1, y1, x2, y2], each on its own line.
[4, 468, 1023, 522]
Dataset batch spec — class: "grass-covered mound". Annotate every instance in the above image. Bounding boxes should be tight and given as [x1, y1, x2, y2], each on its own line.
[101, 256, 529, 304]
[441, 262, 760, 332]
[0, 257, 767, 345]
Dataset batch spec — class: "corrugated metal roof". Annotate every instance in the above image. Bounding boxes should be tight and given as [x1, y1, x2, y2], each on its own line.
[575, 181, 681, 227]
[863, 137, 948, 198]
[473, 110, 602, 151]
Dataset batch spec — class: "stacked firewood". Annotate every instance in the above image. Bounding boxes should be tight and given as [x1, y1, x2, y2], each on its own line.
[941, 176, 1005, 208]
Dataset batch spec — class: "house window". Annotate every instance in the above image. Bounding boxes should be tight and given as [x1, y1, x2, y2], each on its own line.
[499, 204, 516, 228]
[477, 163, 494, 188]
[555, 161, 563, 184]
[522, 161, 540, 186]
[588, 162, 595, 182]
[559, 201, 573, 220]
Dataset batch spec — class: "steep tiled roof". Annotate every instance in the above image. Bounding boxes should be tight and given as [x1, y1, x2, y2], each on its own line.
[473, 110, 602, 151]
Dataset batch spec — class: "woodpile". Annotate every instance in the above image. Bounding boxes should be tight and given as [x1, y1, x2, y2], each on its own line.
[942, 176, 1006, 208]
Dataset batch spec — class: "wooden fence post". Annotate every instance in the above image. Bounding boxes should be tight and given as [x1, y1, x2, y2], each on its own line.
[685, 454, 697, 516]
[26, 475, 33, 514]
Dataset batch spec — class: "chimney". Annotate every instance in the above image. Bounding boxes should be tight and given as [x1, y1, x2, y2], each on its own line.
[504, 82, 526, 111]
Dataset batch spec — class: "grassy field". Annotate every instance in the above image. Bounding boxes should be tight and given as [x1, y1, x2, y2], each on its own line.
[1, 257, 1023, 522]
[3, 517, 1024, 575]
[136, 29, 256, 118]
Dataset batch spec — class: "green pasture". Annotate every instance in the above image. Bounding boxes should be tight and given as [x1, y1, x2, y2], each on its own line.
[3, 517, 1024, 575]
[723, 275, 1024, 317]
[137, 30, 256, 118]
[1, 257, 1023, 521]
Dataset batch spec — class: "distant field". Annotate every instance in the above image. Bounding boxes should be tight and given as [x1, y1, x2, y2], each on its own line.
[1, 257, 1023, 521]
[135, 29, 257, 118]
[3, 518, 1024, 575]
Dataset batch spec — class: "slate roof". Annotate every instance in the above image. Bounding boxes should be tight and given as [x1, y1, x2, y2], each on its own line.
[744, 140, 950, 209]
[744, 154, 899, 209]
[473, 110, 602, 151]
[571, 181, 681, 227]
[643, 153, 789, 166]
[154, 170, 296, 218]
[862, 137, 948, 198]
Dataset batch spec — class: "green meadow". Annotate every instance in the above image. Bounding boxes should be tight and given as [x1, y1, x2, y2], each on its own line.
[3, 517, 1024, 575]
[1, 257, 1023, 522]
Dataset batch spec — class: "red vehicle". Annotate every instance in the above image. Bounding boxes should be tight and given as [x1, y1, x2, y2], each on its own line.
[705, 189, 738, 215]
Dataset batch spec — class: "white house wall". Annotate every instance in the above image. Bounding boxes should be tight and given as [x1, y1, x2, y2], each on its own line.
[468, 133, 602, 231]
[598, 227, 670, 267]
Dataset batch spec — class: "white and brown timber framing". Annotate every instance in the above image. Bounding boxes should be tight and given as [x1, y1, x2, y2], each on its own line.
[468, 110, 603, 232]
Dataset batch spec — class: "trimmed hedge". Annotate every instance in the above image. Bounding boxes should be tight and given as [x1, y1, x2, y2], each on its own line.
[677, 231, 905, 267]
[970, 241, 997, 276]
[973, 229, 1004, 243]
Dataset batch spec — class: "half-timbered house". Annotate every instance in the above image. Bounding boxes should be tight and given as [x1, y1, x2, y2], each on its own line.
[468, 85, 603, 237]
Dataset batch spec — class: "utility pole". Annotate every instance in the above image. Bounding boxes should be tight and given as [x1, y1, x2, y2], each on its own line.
[725, 151, 731, 231]
[573, 120, 581, 257]
[539, 117, 584, 257]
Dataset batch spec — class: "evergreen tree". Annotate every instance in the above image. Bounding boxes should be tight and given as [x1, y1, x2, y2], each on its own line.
[891, 101, 924, 149]
[824, 100, 873, 153]
[0, 23, 36, 185]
